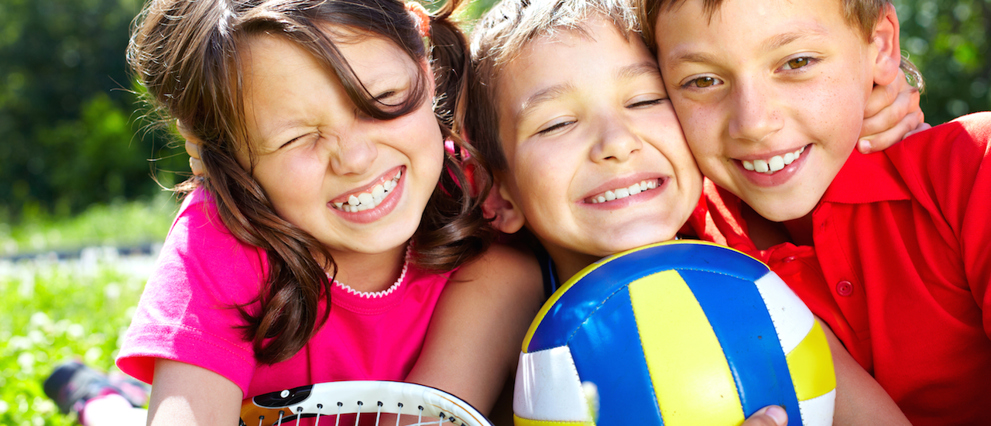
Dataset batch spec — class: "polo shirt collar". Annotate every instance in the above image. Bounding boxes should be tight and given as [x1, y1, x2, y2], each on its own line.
[821, 149, 911, 205]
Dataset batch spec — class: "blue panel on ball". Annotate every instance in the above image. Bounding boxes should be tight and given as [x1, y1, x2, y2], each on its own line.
[567, 287, 664, 426]
[680, 270, 802, 424]
[528, 242, 770, 352]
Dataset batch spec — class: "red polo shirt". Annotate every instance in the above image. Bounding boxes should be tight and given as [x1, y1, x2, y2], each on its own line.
[695, 113, 991, 425]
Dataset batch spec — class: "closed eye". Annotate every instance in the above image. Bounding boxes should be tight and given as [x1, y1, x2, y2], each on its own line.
[280, 132, 316, 149]
[536, 120, 575, 136]
[628, 98, 666, 108]
[280, 135, 302, 149]
[374, 90, 398, 103]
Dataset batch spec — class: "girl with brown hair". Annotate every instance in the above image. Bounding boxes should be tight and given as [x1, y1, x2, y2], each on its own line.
[96, 0, 543, 424]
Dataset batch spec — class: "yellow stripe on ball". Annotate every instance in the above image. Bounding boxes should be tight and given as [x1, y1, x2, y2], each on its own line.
[629, 270, 745, 426]
[786, 320, 836, 401]
[513, 414, 594, 426]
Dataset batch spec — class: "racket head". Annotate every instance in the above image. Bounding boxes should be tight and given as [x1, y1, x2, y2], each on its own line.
[239, 380, 493, 426]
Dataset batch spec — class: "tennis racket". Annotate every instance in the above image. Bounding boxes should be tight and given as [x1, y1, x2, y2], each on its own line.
[239, 381, 493, 426]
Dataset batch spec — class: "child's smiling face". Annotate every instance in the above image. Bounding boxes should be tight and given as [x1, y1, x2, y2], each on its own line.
[493, 14, 702, 277]
[238, 29, 444, 258]
[654, 0, 886, 222]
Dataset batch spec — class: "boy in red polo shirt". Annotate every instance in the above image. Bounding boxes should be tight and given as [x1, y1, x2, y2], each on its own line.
[644, 0, 991, 423]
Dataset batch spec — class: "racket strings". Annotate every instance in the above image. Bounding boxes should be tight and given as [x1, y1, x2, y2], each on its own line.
[247, 398, 468, 426]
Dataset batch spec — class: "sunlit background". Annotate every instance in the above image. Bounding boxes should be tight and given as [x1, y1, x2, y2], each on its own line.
[0, 0, 987, 424]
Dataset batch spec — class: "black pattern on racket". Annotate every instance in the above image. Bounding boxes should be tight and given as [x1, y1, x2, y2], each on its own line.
[239, 381, 493, 426]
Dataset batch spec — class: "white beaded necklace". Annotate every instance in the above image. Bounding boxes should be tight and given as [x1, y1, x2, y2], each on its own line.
[331, 245, 412, 299]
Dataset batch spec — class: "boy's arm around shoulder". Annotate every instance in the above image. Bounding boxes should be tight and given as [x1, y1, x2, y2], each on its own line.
[406, 241, 545, 416]
[890, 112, 991, 336]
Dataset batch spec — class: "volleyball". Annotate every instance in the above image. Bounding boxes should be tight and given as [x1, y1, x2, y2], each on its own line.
[513, 241, 836, 426]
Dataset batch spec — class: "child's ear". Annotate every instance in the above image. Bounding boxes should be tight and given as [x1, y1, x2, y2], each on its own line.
[871, 3, 902, 86]
[482, 179, 526, 234]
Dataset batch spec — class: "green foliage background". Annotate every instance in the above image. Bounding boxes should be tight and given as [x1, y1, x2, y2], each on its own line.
[893, 0, 990, 125]
[0, 0, 988, 225]
[0, 0, 185, 225]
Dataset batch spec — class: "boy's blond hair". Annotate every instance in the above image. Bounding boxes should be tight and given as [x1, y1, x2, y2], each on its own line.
[637, 0, 923, 88]
[465, 0, 640, 171]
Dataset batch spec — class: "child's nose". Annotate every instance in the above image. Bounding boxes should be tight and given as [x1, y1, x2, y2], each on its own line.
[328, 132, 377, 176]
[591, 120, 642, 163]
[727, 79, 783, 143]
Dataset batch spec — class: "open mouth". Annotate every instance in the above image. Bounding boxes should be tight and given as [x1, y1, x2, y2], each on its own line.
[331, 168, 402, 212]
[741, 145, 807, 174]
[586, 178, 665, 204]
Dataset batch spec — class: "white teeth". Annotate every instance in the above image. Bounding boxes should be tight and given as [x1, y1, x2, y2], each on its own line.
[768, 156, 784, 172]
[333, 169, 402, 212]
[741, 146, 807, 175]
[589, 180, 662, 204]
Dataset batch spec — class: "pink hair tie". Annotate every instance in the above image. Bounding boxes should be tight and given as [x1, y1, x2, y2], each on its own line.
[406, 2, 431, 38]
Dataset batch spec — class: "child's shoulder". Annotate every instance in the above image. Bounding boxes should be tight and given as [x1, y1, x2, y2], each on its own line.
[170, 186, 234, 239]
[893, 112, 991, 160]
[941, 112, 991, 140]
[150, 186, 268, 301]
[164, 186, 267, 271]
[883, 112, 991, 186]
[870, 111, 991, 220]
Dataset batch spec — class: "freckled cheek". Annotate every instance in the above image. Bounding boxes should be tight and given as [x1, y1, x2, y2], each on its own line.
[679, 110, 722, 159]
[802, 78, 863, 142]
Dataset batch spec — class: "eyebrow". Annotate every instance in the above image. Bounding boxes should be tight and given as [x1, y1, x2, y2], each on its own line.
[670, 26, 830, 65]
[514, 61, 662, 124]
[759, 26, 829, 53]
[514, 83, 576, 125]
[618, 61, 664, 81]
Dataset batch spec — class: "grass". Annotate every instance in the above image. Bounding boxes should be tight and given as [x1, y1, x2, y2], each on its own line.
[0, 197, 176, 425]
[0, 192, 180, 258]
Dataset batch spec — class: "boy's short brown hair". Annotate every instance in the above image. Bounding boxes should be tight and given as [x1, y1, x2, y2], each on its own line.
[639, 0, 886, 49]
[637, 0, 922, 88]
[465, 0, 639, 172]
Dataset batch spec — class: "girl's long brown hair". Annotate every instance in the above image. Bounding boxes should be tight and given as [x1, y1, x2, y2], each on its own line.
[129, 0, 489, 364]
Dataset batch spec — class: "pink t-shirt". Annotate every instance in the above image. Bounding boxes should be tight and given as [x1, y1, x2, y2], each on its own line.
[116, 188, 452, 399]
